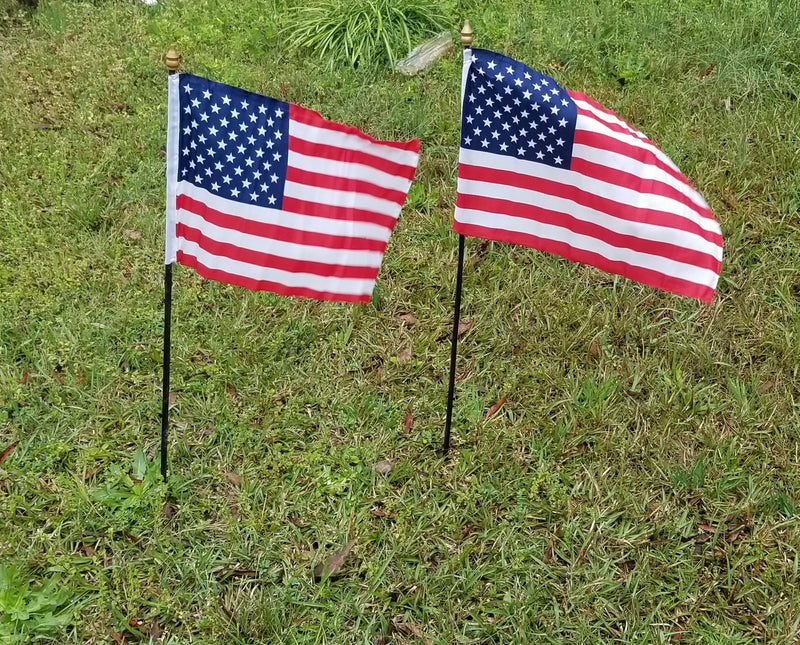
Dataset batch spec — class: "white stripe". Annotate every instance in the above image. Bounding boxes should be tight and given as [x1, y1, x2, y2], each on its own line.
[165, 74, 181, 264]
[572, 95, 650, 144]
[283, 181, 402, 219]
[288, 119, 419, 169]
[459, 148, 721, 236]
[457, 172, 722, 261]
[177, 182, 393, 242]
[178, 240, 376, 296]
[454, 207, 720, 289]
[288, 149, 414, 196]
[572, 143, 711, 213]
[176, 209, 385, 267]
[574, 102, 683, 175]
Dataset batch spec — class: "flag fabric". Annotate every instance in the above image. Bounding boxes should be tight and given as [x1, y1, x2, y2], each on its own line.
[166, 73, 420, 303]
[454, 48, 723, 302]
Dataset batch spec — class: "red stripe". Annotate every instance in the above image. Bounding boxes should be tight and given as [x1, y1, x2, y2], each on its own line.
[569, 156, 715, 224]
[457, 163, 723, 246]
[289, 103, 421, 153]
[285, 166, 408, 205]
[176, 223, 379, 280]
[452, 220, 715, 302]
[288, 136, 417, 182]
[282, 195, 398, 229]
[455, 192, 721, 273]
[573, 128, 708, 207]
[176, 251, 369, 303]
[176, 194, 388, 252]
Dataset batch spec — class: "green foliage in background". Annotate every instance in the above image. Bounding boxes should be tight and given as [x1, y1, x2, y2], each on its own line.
[281, 0, 449, 68]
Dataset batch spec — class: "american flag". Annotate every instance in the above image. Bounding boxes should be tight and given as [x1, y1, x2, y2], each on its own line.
[165, 73, 420, 303]
[454, 49, 723, 302]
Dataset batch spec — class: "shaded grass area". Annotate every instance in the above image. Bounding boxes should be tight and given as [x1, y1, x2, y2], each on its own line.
[1, 0, 799, 642]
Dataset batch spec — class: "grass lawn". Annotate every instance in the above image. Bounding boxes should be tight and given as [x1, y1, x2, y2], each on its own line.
[1, 0, 799, 642]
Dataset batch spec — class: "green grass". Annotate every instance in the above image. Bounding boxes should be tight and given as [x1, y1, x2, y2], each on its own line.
[1, 0, 799, 642]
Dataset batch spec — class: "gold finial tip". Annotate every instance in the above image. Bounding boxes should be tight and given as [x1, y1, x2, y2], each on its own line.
[460, 20, 473, 47]
[165, 44, 180, 72]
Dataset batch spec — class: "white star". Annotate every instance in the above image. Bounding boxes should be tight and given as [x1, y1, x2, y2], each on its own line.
[245, 157, 254, 167]
[481, 139, 489, 148]
[541, 79, 549, 86]
[239, 122, 247, 132]
[183, 125, 190, 135]
[215, 161, 223, 171]
[551, 106, 559, 114]
[270, 173, 278, 183]
[543, 94, 551, 102]
[558, 118, 568, 127]
[258, 104, 267, 114]
[228, 131, 237, 141]
[249, 113, 257, 123]
[196, 154, 205, 164]
[242, 178, 251, 189]
[272, 152, 281, 161]
[546, 145, 554, 153]
[231, 187, 239, 197]
[517, 148, 526, 155]
[231, 108, 239, 119]
[274, 131, 282, 140]
[466, 115, 474, 124]
[491, 130, 500, 140]
[524, 72, 531, 80]
[514, 78, 523, 87]
[211, 104, 220, 114]
[237, 144, 246, 154]
[183, 105, 191, 115]
[464, 136, 472, 145]
[208, 126, 218, 136]
[255, 148, 264, 158]
[253, 170, 261, 180]
[241, 100, 249, 110]
[221, 95, 231, 105]
[200, 112, 209, 122]
[499, 142, 508, 152]
[257, 127, 266, 136]
[218, 140, 227, 150]
[183, 84, 192, 93]
[548, 126, 556, 135]
[487, 61, 496, 70]
[233, 166, 243, 176]
[268, 195, 277, 205]
[536, 151, 544, 160]
[202, 89, 211, 100]
[220, 118, 229, 128]
[250, 192, 259, 201]
[226, 153, 235, 163]
[191, 98, 200, 108]
[266, 117, 274, 127]
[556, 138, 565, 146]
[275, 108, 284, 118]
[197, 134, 207, 144]
[182, 147, 189, 156]
[260, 183, 268, 192]
[554, 156, 563, 164]
[211, 182, 220, 191]
[223, 175, 232, 184]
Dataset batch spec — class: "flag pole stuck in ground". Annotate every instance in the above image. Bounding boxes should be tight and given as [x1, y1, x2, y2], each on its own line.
[443, 30, 723, 454]
[159, 51, 420, 477]
[161, 44, 180, 481]
[442, 20, 474, 457]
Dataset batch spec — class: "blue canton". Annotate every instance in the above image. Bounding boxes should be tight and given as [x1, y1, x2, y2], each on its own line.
[462, 49, 577, 169]
[178, 74, 289, 209]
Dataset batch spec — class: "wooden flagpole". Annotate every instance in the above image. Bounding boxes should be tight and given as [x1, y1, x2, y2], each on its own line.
[161, 44, 180, 481]
[442, 21, 473, 457]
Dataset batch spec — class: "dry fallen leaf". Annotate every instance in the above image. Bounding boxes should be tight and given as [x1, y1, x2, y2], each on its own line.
[313, 539, 356, 581]
[0, 442, 18, 467]
[486, 396, 508, 419]
[224, 472, 242, 487]
[403, 408, 413, 434]
[123, 229, 142, 240]
[457, 318, 473, 336]
[162, 500, 176, 519]
[225, 383, 238, 398]
[395, 313, 418, 324]
[375, 460, 392, 475]
[397, 347, 412, 363]
[757, 378, 776, 394]
[699, 63, 716, 79]
[168, 391, 178, 406]
[395, 622, 432, 645]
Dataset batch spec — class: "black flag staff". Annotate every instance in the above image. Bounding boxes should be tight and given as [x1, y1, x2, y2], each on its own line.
[161, 44, 180, 481]
[442, 21, 473, 456]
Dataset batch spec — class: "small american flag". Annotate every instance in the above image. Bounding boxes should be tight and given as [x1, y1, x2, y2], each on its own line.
[455, 49, 723, 302]
[166, 73, 420, 303]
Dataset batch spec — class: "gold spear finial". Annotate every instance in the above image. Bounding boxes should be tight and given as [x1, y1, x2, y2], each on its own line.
[460, 20, 473, 48]
[165, 44, 180, 72]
